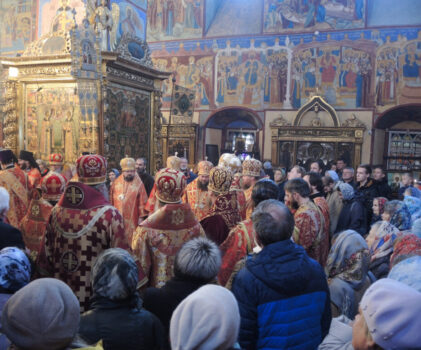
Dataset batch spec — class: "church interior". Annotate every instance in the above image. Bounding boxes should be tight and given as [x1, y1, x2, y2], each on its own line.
[0, 0, 420, 184]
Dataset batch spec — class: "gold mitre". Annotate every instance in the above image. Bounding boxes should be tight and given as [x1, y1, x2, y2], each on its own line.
[218, 153, 242, 175]
[120, 157, 136, 171]
[167, 154, 181, 171]
[198, 160, 213, 175]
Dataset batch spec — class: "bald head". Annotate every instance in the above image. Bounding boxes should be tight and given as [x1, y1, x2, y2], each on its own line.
[251, 199, 295, 246]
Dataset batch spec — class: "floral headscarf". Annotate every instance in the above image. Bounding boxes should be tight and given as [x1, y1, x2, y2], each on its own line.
[388, 256, 421, 293]
[326, 230, 370, 289]
[385, 200, 412, 231]
[368, 221, 400, 261]
[390, 234, 421, 268]
[0, 247, 31, 293]
[374, 197, 388, 216]
[404, 196, 421, 223]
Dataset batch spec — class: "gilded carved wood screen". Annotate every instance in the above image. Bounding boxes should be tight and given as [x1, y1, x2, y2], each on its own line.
[270, 96, 366, 169]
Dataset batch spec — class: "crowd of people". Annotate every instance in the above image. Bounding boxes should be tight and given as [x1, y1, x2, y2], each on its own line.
[0, 148, 420, 350]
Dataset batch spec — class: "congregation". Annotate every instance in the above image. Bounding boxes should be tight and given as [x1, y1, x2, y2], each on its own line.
[0, 148, 420, 350]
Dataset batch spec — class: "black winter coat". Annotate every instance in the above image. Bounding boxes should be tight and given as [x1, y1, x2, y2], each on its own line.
[374, 178, 392, 200]
[355, 179, 379, 227]
[142, 277, 205, 338]
[79, 296, 165, 350]
[335, 198, 367, 235]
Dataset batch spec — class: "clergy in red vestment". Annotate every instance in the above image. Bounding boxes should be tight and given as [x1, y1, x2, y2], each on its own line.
[48, 153, 67, 179]
[18, 150, 41, 189]
[304, 172, 330, 243]
[218, 153, 247, 219]
[0, 150, 29, 228]
[145, 155, 181, 215]
[182, 160, 213, 221]
[200, 166, 242, 245]
[285, 178, 329, 266]
[110, 157, 148, 245]
[20, 171, 66, 257]
[132, 168, 205, 289]
[218, 179, 279, 287]
[242, 158, 262, 220]
[38, 154, 127, 311]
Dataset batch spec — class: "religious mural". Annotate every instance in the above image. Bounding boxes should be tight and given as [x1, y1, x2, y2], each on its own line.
[25, 84, 81, 163]
[104, 84, 151, 168]
[39, 0, 85, 37]
[152, 53, 214, 110]
[0, 0, 36, 54]
[111, 0, 146, 41]
[263, 0, 365, 33]
[147, 0, 204, 41]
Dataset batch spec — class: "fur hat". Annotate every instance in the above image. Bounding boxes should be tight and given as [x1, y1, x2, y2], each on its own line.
[1, 278, 80, 350]
[361, 278, 421, 349]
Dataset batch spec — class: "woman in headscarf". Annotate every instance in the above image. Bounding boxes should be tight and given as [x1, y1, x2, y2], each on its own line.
[389, 234, 421, 268]
[381, 200, 411, 231]
[389, 255, 421, 293]
[0, 247, 32, 349]
[371, 197, 387, 225]
[366, 221, 400, 279]
[325, 230, 371, 319]
[404, 195, 421, 224]
[79, 248, 164, 350]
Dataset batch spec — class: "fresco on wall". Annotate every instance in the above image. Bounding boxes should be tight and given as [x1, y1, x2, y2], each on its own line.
[215, 47, 289, 108]
[39, 0, 85, 37]
[0, 0, 36, 54]
[128, 0, 147, 10]
[152, 53, 214, 110]
[150, 28, 421, 112]
[147, 0, 204, 41]
[264, 0, 365, 33]
[291, 44, 373, 108]
[112, 0, 146, 41]
[367, 0, 421, 27]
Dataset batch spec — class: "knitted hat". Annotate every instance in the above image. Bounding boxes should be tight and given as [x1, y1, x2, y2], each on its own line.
[1, 278, 80, 350]
[338, 182, 354, 200]
[360, 278, 421, 349]
[170, 284, 240, 350]
[326, 170, 339, 182]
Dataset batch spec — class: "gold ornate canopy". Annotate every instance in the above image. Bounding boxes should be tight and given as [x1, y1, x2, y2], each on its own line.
[270, 95, 366, 169]
[0, 7, 170, 172]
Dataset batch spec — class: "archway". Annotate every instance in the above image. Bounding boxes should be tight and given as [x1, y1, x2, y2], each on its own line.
[373, 104, 421, 178]
[203, 107, 263, 165]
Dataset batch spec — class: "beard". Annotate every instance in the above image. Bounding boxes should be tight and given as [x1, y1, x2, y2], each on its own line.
[137, 168, 145, 175]
[124, 175, 134, 182]
[198, 181, 208, 191]
[242, 182, 251, 190]
[291, 199, 299, 210]
[20, 163, 27, 171]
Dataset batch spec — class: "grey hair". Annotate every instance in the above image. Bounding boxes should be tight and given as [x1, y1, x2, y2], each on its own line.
[174, 237, 221, 283]
[91, 183, 109, 201]
[251, 199, 295, 246]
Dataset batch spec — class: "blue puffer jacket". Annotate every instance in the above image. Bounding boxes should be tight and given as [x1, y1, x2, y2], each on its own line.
[231, 239, 331, 350]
